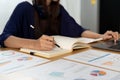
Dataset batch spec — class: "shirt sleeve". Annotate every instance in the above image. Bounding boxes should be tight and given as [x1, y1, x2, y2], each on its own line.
[0, 2, 32, 47]
[60, 5, 86, 37]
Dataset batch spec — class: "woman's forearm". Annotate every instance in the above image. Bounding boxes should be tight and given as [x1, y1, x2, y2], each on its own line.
[81, 30, 102, 39]
[4, 35, 55, 51]
[4, 36, 36, 49]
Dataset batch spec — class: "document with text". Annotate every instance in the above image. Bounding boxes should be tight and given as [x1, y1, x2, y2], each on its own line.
[0, 50, 49, 74]
[2, 59, 120, 80]
[65, 49, 120, 72]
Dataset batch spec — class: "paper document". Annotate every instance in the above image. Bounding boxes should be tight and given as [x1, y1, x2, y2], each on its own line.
[0, 50, 49, 74]
[2, 59, 120, 80]
[65, 50, 120, 72]
[77, 37, 103, 43]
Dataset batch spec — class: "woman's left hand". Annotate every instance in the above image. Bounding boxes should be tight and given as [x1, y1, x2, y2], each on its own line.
[101, 31, 119, 41]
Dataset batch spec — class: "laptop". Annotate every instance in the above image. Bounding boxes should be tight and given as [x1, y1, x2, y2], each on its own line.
[92, 39, 120, 52]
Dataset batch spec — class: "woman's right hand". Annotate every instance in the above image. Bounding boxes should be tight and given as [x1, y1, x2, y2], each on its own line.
[33, 35, 55, 51]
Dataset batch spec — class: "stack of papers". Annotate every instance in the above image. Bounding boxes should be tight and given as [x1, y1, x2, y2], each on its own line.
[2, 59, 120, 80]
[65, 49, 120, 72]
[0, 50, 49, 74]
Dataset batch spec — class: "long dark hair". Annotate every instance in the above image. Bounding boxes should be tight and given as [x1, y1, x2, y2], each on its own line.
[33, 0, 60, 38]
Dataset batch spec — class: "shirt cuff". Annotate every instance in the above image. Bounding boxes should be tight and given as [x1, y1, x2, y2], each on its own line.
[0, 33, 11, 47]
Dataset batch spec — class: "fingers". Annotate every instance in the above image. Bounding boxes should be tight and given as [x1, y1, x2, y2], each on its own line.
[114, 32, 119, 40]
[38, 35, 55, 50]
[107, 31, 118, 40]
[113, 32, 119, 43]
[103, 31, 119, 42]
[41, 35, 54, 42]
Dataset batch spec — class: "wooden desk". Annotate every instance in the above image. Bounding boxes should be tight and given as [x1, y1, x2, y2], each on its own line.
[0, 44, 119, 61]
[0, 47, 89, 61]
[1, 34, 120, 60]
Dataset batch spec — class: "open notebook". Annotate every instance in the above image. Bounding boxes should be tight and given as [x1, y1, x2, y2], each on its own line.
[20, 35, 102, 58]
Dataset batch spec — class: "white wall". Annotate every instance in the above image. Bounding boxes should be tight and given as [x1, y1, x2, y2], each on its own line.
[0, 0, 32, 34]
[60, 0, 81, 25]
[81, 0, 99, 32]
[61, 0, 99, 32]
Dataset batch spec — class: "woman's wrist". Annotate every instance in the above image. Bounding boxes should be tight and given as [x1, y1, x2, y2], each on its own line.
[21, 39, 37, 49]
[99, 34, 104, 38]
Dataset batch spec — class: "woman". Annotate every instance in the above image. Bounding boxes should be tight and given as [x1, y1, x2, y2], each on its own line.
[0, 0, 118, 50]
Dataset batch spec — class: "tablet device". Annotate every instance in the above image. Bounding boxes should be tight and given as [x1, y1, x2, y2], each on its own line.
[92, 39, 120, 51]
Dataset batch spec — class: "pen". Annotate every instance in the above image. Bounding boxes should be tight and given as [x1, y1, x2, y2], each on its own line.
[30, 25, 35, 29]
[49, 39, 60, 48]
[55, 43, 60, 48]
[30, 52, 35, 55]
[46, 37, 60, 48]
[52, 37, 60, 48]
